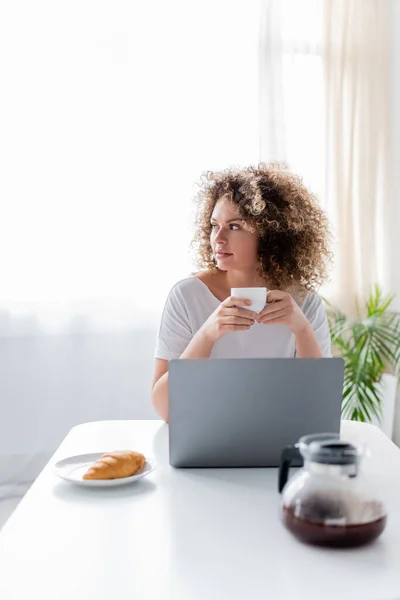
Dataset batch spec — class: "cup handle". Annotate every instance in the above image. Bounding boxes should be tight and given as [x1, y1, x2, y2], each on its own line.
[278, 445, 301, 493]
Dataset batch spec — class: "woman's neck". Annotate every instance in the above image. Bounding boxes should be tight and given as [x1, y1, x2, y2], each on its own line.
[218, 269, 268, 290]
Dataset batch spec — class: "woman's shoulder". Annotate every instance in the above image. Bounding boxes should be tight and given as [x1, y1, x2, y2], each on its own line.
[297, 289, 326, 317]
[162, 275, 217, 324]
[165, 272, 222, 315]
[166, 274, 207, 304]
[166, 275, 197, 298]
[169, 270, 218, 295]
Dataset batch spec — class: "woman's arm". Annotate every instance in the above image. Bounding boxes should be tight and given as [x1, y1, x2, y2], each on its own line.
[292, 322, 322, 358]
[151, 330, 215, 422]
[256, 290, 327, 358]
[151, 359, 169, 422]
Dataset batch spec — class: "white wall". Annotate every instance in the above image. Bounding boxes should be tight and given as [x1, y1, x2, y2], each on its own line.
[0, 328, 159, 498]
[387, 0, 400, 310]
[389, 0, 400, 446]
[1, 329, 158, 453]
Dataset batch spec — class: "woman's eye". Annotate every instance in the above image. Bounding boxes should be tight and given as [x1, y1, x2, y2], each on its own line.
[210, 223, 241, 230]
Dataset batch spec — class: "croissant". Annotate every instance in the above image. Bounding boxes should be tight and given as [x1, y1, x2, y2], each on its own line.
[83, 450, 146, 480]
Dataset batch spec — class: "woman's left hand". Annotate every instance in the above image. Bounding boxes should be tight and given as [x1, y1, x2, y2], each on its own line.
[256, 290, 310, 335]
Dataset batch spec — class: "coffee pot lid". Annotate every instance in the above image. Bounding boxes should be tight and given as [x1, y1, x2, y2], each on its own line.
[299, 433, 361, 465]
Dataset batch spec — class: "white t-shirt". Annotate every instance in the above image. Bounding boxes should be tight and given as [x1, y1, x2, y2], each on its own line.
[155, 276, 332, 360]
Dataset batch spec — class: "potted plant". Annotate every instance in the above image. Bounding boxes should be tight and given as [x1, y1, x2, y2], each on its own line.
[325, 285, 400, 437]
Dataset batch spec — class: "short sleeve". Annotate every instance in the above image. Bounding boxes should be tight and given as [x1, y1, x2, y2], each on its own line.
[154, 284, 194, 360]
[299, 293, 332, 358]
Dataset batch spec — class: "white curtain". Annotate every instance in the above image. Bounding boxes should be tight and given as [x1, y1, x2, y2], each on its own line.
[0, 0, 261, 337]
[323, 0, 391, 314]
[259, 0, 325, 200]
[259, 0, 392, 314]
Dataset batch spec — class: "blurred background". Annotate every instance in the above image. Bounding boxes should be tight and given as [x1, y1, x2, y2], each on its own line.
[1, 0, 400, 526]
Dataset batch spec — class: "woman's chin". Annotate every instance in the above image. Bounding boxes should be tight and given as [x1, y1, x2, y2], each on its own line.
[215, 260, 229, 271]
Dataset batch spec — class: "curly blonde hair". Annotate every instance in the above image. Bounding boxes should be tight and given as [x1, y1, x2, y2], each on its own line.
[192, 162, 332, 293]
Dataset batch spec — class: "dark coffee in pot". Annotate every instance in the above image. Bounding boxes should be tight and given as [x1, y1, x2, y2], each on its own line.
[283, 497, 386, 548]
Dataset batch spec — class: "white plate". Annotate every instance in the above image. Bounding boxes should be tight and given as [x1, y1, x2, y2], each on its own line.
[54, 452, 155, 487]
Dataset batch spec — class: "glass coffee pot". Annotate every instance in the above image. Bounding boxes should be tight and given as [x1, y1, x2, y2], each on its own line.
[278, 433, 387, 548]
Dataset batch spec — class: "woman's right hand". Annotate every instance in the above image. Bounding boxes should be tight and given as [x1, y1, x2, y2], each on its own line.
[200, 296, 258, 344]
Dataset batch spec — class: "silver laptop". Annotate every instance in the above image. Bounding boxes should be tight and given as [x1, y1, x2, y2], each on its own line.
[168, 358, 344, 468]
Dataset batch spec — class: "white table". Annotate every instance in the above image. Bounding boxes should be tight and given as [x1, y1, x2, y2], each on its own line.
[0, 420, 400, 600]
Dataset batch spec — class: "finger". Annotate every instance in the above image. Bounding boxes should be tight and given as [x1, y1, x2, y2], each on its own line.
[223, 324, 253, 332]
[222, 315, 255, 326]
[262, 317, 286, 326]
[258, 300, 287, 317]
[223, 296, 253, 308]
[266, 290, 288, 303]
[258, 309, 288, 323]
[225, 307, 258, 319]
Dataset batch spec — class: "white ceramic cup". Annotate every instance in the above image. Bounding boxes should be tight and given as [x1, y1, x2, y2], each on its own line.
[231, 287, 268, 314]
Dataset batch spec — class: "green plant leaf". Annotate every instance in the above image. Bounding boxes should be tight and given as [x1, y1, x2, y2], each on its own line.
[328, 285, 400, 423]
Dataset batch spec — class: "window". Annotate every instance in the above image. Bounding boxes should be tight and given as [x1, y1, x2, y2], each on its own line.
[0, 0, 261, 333]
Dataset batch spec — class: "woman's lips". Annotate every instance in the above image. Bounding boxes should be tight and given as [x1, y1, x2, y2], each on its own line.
[215, 251, 233, 259]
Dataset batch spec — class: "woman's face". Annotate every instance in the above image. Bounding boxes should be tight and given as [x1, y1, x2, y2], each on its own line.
[210, 197, 259, 271]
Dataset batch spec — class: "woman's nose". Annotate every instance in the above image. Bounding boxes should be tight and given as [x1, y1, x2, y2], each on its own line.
[215, 227, 226, 242]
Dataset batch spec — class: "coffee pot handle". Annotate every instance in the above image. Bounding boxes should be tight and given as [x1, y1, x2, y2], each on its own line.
[278, 445, 301, 493]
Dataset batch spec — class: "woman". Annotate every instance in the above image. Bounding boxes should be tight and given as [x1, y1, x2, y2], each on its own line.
[152, 163, 332, 422]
